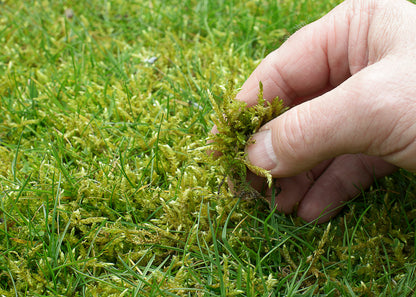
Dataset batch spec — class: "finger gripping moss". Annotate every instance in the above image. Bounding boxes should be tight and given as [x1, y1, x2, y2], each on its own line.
[208, 82, 287, 198]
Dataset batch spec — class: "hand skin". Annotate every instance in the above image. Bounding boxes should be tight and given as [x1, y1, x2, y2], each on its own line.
[214, 0, 416, 223]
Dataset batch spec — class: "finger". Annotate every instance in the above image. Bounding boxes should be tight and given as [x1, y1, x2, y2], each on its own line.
[246, 171, 311, 213]
[297, 154, 396, 223]
[235, 0, 357, 107]
[246, 59, 413, 177]
[272, 159, 333, 214]
[207, 125, 222, 158]
[247, 159, 333, 213]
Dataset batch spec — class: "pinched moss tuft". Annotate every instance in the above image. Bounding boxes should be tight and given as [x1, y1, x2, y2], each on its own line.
[208, 82, 286, 195]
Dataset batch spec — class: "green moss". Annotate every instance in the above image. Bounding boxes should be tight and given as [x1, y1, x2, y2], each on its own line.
[208, 82, 286, 195]
[1, 0, 416, 296]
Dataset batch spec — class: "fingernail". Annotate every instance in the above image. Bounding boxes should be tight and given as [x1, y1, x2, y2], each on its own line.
[246, 129, 278, 171]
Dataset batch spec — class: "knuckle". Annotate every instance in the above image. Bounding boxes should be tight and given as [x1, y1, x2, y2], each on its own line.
[276, 108, 311, 161]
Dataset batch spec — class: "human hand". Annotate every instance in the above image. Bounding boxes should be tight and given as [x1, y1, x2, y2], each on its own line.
[236, 0, 416, 222]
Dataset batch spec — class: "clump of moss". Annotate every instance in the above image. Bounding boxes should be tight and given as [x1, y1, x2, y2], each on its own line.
[208, 82, 286, 198]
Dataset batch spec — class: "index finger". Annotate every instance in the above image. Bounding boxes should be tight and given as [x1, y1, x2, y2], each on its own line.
[236, 1, 360, 107]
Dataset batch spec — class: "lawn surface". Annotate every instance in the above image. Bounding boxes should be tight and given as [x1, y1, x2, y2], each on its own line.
[1, 0, 416, 296]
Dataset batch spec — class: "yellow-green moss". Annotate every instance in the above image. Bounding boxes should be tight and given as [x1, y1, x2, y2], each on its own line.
[1, 0, 416, 296]
[208, 82, 286, 192]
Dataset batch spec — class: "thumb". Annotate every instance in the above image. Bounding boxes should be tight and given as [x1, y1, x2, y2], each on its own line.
[246, 62, 415, 177]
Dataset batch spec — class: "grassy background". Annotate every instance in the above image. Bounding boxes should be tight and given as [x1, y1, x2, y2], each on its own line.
[1, 0, 416, 296]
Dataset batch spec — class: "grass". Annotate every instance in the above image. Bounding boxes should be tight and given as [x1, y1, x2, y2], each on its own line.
[1, 0, 416, 296]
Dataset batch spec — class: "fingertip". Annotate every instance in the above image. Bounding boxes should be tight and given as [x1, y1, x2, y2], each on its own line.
[297, 199, 342, 224]
[207, 125, 222, 158]
[246, 129, 279, 173]
[210, 125, 219, 135]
